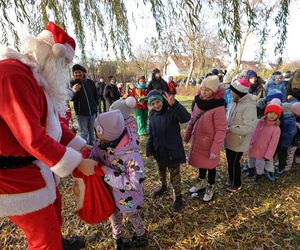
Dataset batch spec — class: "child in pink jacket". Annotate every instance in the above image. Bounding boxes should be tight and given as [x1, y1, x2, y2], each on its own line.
[184, 75, 227, 201]
[248, 102, 282, 182]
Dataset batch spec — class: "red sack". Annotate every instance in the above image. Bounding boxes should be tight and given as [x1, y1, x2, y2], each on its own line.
[72, 150, 116, 224]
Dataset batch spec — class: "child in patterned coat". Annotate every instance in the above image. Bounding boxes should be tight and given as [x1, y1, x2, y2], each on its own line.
[90, 110, 148, 249]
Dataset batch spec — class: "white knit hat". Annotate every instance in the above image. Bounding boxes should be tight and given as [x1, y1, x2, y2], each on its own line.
[230, 78, 251, 96]
[223, 74, 232, 84]
[109, 96, 137, 119]
[200, 75, 220, 92]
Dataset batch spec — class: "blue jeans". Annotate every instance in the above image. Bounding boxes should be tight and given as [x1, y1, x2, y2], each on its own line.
[76, 114, 96, 145]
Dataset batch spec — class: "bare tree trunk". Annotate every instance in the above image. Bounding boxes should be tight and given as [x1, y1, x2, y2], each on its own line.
[185, 53, 195, 88]
[234, 27, 251, 75]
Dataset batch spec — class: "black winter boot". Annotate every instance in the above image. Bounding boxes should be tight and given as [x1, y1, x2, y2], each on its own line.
[246, 167, 255, 177]
[124, 233, 149, 248]
[173, 195, 184, 212]
[255, 174, 263, 183]
[62, 236, 85, 250]
[113, 238, 124, 250]
[153, 185, 167, 197]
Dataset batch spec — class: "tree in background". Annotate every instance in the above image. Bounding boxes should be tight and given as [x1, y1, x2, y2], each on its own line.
[0, 0, 292, 63]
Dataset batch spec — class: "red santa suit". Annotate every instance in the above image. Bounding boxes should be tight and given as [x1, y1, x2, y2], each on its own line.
[0, 22, 85, 250]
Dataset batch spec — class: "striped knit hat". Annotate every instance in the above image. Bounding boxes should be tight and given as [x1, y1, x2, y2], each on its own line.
[230, 78, 251, 97]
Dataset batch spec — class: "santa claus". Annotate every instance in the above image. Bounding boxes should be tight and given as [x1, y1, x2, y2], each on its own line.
[0, 22, 97, 249]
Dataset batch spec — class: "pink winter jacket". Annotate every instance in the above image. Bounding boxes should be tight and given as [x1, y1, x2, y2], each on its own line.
[248, 119, 281, 160]
[184, 88, 227, 169]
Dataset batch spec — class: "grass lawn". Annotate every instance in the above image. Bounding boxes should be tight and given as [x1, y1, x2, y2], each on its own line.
[1, 95, 300, 249]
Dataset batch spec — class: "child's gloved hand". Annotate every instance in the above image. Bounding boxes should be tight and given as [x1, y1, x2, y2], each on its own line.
[209, 153, 218, 160]
[264, 158, 269, 161]
[163, 93, 176, 106]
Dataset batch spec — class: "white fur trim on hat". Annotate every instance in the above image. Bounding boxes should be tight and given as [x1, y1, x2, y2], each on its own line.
[36, 30, 74, 62]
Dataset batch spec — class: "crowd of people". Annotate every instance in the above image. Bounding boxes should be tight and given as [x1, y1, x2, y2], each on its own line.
[1, 21, 300, 250]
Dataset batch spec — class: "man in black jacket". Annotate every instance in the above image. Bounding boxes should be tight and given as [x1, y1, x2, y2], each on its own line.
[148, 68, 170, 94]
[70, 64, 99, 145]
[103, 75, 120, 111]
[96, 76, 106, 113]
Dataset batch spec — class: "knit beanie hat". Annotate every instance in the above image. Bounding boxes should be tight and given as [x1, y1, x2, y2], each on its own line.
[147, 90, 164, 105]
[266, 89, 283, 102]
[291, 102, 300, 116]
[200, 75, 220, 92]
[72, 64, 84, 73]
[223, 73, 232, 84]
[230, 78, 251, 97]
[109, 96, 137, 119]
[270, 98, 282, 106]
[246, 70, 257, 79]
[94, 110, 125, 141]
[264, 103, 283, 117]
[152, 68, 160, 74]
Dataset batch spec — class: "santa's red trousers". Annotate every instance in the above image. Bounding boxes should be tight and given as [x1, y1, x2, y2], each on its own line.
[8, 189, 63, 250]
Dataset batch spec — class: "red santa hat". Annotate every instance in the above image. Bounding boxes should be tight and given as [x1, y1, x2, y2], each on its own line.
[37, 21, 76, 63]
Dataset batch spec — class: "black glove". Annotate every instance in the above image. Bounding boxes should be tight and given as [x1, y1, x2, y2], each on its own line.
[264, 158, 269, 162]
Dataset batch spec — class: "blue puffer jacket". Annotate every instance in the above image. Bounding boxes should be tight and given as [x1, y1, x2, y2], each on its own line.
[265, 80, 287, 102]
[279, 113, 297, 148]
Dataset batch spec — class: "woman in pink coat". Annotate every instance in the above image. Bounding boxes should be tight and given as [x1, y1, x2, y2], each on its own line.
[184, 75, 227, 201]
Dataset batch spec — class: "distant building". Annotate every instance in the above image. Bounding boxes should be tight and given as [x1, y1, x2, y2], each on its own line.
[165, 55, 190, 77]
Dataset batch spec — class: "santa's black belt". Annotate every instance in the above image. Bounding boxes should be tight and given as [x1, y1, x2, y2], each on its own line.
[0, 156, 36, 169]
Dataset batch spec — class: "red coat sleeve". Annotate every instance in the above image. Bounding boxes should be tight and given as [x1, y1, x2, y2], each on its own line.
[0, 73, 82, 177]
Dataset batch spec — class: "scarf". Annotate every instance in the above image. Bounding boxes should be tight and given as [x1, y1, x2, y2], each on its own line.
[98, 130, 126, 151]
[195, 95, 225, 111]
[134, 83, 147, 90]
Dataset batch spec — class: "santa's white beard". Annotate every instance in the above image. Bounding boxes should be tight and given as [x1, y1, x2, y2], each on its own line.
[23, 37, 70, 114]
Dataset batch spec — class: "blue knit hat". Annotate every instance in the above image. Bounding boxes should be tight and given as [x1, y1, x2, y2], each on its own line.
[147, 90, 164, 105]
[266, 89, 283, 102]
[246, 70, 257, 79]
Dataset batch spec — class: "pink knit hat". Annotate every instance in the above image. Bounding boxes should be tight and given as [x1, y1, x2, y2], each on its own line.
[291, 102, 300, 116]
[230, 78, 251, 96]
[94, 110, 125, 141]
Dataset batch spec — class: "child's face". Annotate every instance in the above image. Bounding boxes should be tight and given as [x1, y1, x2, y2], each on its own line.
[224, 82, 230, 88]
[138, 79, 146, 84]
[274, 76, 283, 84]
[150, 99, 163, 112]
[266, 112, 279, 121]
[249, 76, 257, 85]
[200, 87, 214, 100]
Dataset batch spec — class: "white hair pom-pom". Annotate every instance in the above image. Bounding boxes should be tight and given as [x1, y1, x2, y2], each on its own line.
[125, 96, 137, 109]
[52, 43, 66, 58]
[270, 98, 282, 105]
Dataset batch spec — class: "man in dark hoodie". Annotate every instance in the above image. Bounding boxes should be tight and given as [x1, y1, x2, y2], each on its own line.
[70, 64, 99, 145]
[103, 75, 121, 111]
[148, 68, 170, 94]
[96, 76, 106, 113]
